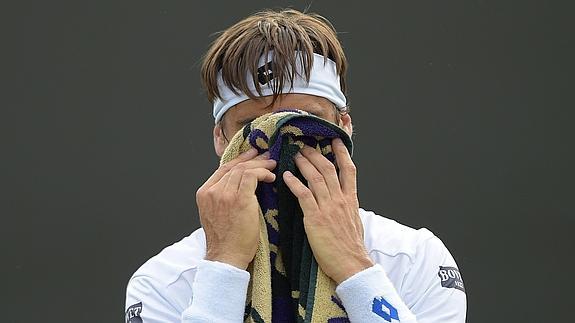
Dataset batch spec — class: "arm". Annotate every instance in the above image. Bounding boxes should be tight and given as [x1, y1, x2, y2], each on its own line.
[283, 140, 414, 322]
[335, 236, 466, 322]
[336, 264, 418, 322]
[125, 276, 181, 323]
[181, 260, 250, 322]
[125, 148, 273, 322]
[401, 236, 467, 322]
[283, 139, 466, 322]
[125, 260, 250, 323]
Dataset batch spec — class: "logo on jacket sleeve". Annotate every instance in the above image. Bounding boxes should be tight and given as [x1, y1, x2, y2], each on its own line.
[125, 302, 143, 323]
[438, 266, 465, 293]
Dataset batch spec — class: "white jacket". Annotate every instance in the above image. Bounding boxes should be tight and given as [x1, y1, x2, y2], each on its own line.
[125, 208, 466, 322]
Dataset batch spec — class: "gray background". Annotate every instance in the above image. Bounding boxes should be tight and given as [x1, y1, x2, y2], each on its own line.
[2, 1, 574, 322]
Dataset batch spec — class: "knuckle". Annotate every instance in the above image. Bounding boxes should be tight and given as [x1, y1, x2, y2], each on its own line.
[321, 163, 336, 173]
[337, 143, 348, 154]
[206, 187, 219, 198]
[299, 188, 313, 199]
[243, 168, 258, 178]
[195, 190, 206, 203]
[234, 162, 247, 171]
[344, 163, 357, 173]
[309, 174, 325, 184]
[218, 163, 232, 173]
[230, 168, 242, 178]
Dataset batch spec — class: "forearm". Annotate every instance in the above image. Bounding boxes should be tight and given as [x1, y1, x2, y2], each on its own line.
[182, 260, 250, 322]
[336, 264, 418, 323]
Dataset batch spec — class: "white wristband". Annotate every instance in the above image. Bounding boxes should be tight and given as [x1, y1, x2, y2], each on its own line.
[336, 264, 417, 323]
[182, 260, 250, 322]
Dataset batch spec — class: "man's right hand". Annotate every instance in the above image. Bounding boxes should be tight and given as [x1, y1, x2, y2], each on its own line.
[195, 148, 276, 270]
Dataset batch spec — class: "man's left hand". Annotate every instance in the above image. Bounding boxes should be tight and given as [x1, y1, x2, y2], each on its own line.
[282, 138, 374, 285]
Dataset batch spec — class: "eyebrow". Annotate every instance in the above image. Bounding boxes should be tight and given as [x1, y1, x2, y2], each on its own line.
[306, 108, 323, 116]
[236, 105, 330, 125]
[305, 106, 335, 121]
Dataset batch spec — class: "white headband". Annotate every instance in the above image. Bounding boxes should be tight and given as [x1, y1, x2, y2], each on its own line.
[212, 51, 346, 123]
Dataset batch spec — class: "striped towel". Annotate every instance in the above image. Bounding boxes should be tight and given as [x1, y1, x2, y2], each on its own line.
[220, 109, 353, 322]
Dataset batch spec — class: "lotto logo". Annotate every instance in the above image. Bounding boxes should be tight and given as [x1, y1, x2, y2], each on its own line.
[438, 266, 465, 293]
[372, 296, 399, 322]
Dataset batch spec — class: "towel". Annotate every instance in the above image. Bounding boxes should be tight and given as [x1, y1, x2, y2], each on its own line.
[220, 109, 353, 323]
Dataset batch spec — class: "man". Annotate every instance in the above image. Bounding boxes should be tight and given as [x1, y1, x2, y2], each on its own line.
[125, 8, 466, 323]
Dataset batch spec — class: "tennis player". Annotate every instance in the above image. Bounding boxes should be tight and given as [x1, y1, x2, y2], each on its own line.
[125, 8, 466, 323]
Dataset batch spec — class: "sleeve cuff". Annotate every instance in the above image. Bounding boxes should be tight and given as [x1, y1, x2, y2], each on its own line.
[182, 259, 250, 322]
[336, 264, 417, 323]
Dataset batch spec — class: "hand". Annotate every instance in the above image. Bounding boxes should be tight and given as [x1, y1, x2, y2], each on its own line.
[282, 138, 374, 284]
[196, 148, 276, 270]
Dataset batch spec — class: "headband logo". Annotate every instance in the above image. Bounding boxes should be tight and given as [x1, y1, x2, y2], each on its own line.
[257, 61, 274, 85]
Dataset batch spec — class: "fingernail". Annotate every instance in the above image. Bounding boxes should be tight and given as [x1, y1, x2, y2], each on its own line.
[333, 138, 343, 145]
[284, 171, 293, 177]
[262, 151, 270, 158]
[295, 152, 302, 159]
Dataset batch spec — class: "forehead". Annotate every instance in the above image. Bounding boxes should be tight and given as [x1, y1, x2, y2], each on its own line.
[224, 94, 335, 122]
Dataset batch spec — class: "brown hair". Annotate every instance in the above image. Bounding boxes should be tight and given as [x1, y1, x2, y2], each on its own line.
[200, 8, 347, 106]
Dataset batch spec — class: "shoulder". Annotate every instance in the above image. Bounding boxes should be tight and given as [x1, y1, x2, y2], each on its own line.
[358, 208, 463, 296]
[125, 228, 207, 312]
[129, 228, 207, 284]
[359, 207, 438, 262]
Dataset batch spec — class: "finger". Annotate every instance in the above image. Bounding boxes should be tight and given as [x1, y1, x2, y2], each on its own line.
[236, 157, 277, 171]
[204, 148, 260, 187]
[238, 169, 276, 196]
[332, 138, 357, 195]
[282, 171, 319, 213]
[224, 158, 276, 191]
[223, 168, 243, 192]
[208, 169, 233, 198]
[293, 151, 331, 201]
[254, 151, 271, 160]
[300, 146, 341, 194]
[242, 156, 277, 170]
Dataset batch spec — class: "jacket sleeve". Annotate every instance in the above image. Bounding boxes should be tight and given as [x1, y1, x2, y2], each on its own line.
[335, 236, 466, 322]
[125, 260, 250, 323]
[125, 275, 182, 323]
[400, 236, 467, 323]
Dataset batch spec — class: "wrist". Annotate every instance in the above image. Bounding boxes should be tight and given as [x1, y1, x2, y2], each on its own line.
[333, 255, 374, 285]
[205, 252, 252, 270]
